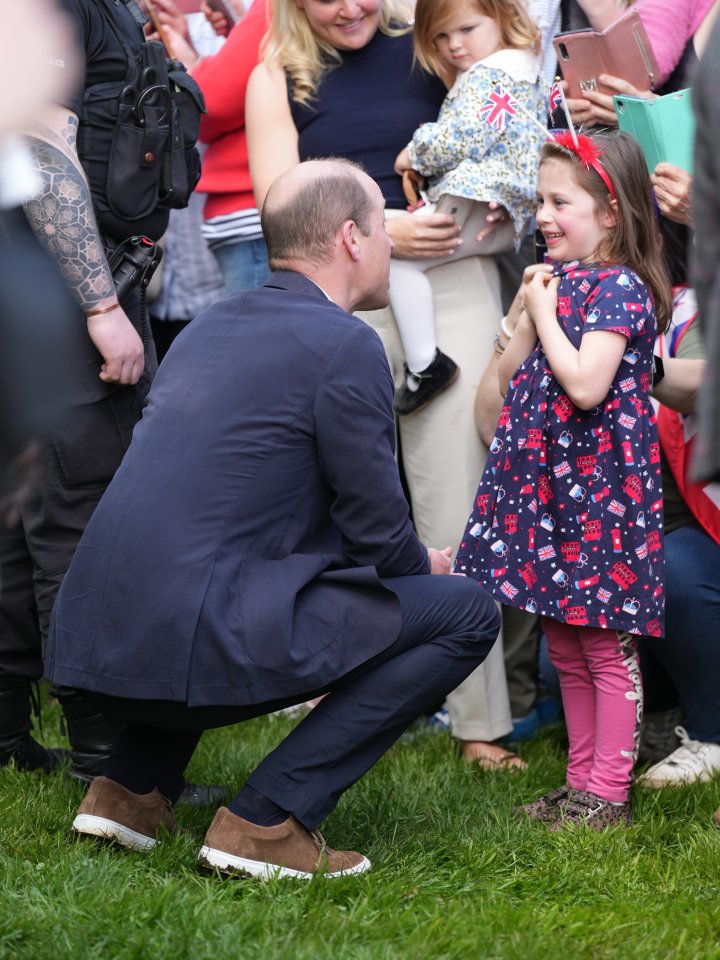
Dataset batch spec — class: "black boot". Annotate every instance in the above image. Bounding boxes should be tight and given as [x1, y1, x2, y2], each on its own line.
[55, 685, 123, 782]
[0, 676, 67, 773]
[56, 686, 228, 807]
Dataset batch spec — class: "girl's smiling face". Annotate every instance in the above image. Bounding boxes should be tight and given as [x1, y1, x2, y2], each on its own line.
[536, 158, 617, 264]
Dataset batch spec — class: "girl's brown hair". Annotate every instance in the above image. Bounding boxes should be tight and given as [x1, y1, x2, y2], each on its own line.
[413, 0, 540, 84]
[540, 131, 672, 332]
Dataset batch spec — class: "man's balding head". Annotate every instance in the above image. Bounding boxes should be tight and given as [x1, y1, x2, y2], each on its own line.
[261, 159, 379, 269]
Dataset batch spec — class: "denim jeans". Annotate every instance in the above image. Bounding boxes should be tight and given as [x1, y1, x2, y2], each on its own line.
[212, 237, 270, 294]
[639, 523, 720, 744]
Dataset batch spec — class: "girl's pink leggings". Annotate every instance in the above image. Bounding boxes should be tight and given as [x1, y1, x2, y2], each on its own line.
[542, 618, 643, 803]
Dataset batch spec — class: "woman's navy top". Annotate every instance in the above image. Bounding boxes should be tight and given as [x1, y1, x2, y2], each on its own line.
[289, 30, 446, 209]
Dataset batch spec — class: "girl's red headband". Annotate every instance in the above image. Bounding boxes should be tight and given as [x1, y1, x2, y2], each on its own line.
[550, 131, 617, 201]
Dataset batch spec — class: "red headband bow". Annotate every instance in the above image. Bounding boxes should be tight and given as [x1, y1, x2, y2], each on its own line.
[550, 130, 617, 201]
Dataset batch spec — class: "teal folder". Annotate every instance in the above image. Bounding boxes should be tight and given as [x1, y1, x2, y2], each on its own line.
[613, 89, 695, 174]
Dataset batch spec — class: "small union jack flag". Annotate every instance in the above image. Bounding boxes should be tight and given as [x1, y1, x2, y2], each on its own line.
[478, 84, 519, 132]
[500, 580, 519, 600]
[596, 587, 612, 603]
[538, 544, 556, 561]
[618, 412, 637, 429]
[553, 461, 571, 478]
[607, 499, 626, 517]
[635, 543, 649, 559]
[619, 377, 637, 393]
[548, 80, 563, 120]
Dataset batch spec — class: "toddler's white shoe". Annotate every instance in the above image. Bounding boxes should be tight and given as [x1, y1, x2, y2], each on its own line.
[638, 726, 720, 788]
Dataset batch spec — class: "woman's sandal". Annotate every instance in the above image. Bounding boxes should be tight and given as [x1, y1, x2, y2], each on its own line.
[461, 740, 528, 772]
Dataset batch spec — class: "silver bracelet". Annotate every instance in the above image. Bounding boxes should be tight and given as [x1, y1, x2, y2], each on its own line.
[499, 315, 513, 339]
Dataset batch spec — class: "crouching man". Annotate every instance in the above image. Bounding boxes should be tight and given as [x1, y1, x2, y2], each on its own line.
[46, 159, 500, 879]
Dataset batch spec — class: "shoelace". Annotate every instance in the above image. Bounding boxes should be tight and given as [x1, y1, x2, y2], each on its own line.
[671, 726, 708, 760]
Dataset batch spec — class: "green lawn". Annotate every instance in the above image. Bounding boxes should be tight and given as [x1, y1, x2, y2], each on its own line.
[2, 705, 719, 960]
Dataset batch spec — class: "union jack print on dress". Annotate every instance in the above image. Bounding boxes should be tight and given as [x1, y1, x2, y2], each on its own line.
[478, 85, 519, 132]
[500, 580, 519, 600]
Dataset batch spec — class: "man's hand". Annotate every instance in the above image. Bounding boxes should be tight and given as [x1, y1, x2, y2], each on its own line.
[651, 163, 693, 226]
[428, 546, 453, 575]
[86, 305, 145, 385]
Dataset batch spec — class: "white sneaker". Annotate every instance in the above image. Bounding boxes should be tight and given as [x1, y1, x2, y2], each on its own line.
[638, 726, 720, 788]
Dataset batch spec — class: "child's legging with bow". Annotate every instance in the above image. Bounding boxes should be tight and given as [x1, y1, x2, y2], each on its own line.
[543, 618, 642, 803]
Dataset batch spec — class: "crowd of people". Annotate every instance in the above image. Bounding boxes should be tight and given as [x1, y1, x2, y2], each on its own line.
[0, 0, 718, 878]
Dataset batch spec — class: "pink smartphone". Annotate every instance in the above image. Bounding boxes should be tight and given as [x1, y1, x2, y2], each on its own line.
[553, 10, 659, 99]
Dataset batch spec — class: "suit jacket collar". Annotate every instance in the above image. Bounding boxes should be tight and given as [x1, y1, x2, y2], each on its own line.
[262, 270, 331, 302]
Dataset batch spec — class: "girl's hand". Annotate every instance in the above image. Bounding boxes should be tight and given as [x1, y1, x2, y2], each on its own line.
[523, 270, 560, 330]
[651, 163, 693, 226]
[386, 212, 462, 259]
[475, 201, 510, 244]
[394, 147, 412, 175]
[519, 262, 554, 312]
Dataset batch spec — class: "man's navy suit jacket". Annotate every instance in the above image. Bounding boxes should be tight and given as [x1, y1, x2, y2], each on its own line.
[46, 271, 430, 706]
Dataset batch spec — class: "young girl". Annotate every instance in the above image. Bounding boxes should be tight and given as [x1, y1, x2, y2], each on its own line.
[455, 131, 672, 828]
[391, 0, 546, 415]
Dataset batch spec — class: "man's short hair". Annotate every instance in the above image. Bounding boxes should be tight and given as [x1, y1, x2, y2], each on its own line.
[262, 159, 375, 268]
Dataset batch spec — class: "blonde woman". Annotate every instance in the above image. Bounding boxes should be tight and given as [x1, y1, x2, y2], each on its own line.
[247, 0, 523, 769]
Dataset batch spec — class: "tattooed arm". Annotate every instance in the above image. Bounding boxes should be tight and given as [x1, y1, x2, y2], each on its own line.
[23, 105, 145, 386]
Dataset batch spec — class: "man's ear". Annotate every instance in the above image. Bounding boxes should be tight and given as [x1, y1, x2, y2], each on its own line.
[341, 220, 361, 261]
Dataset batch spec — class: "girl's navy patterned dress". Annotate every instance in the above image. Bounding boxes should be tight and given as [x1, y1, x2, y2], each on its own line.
[455, 263, 664, 636]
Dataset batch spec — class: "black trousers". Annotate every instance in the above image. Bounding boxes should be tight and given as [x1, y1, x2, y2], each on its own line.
[0, 383, 150, 680]
[83, 574, 500, 830]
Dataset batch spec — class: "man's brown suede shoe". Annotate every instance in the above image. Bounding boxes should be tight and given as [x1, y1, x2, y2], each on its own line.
[73, 776, 175, 851]
[198, 807, 371, 879]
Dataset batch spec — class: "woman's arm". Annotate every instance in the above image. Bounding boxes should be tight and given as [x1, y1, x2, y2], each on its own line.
[652, 358, 706, 413]
[650, 163, 694, 226]
[193, 0, 268, 145]
[246, 61, 301, 209]
[575, 0, 625, 30]
[498, 309, 538, 395]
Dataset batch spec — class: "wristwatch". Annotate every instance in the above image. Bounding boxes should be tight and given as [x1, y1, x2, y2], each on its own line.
[652, 354, 665, 389]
